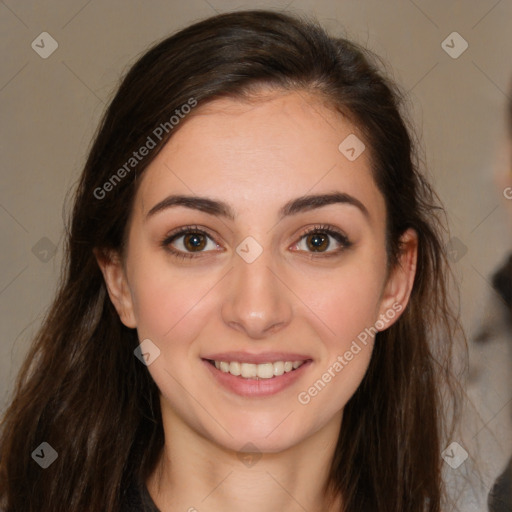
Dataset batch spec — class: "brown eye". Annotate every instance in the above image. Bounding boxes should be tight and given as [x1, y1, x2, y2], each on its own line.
[183, 232, 207, 252]
[162, 226, 221, 259]
[306, 233, 330, 252]
[292, 225, 352, 256]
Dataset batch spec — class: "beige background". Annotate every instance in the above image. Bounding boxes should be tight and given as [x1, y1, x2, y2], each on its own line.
[1, 0, 511, 509]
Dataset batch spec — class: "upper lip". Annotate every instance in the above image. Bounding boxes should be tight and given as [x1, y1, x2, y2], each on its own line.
[202, 352, 312, 364]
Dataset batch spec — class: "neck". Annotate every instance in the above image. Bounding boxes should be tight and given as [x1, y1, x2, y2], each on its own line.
[146, 405, 343, 512]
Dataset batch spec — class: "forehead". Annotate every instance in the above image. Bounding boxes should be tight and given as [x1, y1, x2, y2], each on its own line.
[136, 90, 384, 224]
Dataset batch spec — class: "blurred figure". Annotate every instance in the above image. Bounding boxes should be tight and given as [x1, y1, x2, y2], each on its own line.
[487, 84, 512, 512]
[489, 456, 512, 512]
[487, 254, 512, 511]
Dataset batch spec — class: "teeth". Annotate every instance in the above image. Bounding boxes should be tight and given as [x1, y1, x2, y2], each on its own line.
[273, 361, 284, 376]
[241, 363, 257, 378]
[257, 363, 274, 379]
[229, 361, 241, 376]
[212, 360, 305, 379]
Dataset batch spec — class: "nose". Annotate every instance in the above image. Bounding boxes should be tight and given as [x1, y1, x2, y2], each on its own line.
[221, 245, 293, 339]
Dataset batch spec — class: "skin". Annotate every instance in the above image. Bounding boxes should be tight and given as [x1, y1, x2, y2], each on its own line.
[98, 89, 417, 511]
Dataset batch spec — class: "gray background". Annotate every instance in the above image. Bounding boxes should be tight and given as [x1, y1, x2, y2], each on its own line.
[1, 1, 511, 509]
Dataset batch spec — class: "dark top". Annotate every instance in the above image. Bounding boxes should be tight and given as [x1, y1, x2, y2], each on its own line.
[122, 478, 161, 512]
[125, 460, 511, 512]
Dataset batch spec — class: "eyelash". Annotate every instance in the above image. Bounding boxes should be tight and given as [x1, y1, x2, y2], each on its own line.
[161, 224, 352, 261]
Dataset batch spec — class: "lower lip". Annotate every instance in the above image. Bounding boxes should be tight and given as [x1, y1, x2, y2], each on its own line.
[202, 359, 312, 397]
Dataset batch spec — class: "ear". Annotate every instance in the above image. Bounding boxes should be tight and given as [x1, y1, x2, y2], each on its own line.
[376, 228, 418, 329]
[94, 248, 137, 328]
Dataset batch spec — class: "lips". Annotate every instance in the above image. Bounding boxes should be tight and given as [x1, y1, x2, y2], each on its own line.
[201, 352, 312, 397]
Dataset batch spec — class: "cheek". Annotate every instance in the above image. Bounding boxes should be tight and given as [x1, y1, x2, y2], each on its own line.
[290, 254, 385, 411]
[128, 259, 221, 345]
[294, 254, 386, 345]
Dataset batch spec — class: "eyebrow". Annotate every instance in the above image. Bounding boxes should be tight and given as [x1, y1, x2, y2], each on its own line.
[146, 191, 369, 221]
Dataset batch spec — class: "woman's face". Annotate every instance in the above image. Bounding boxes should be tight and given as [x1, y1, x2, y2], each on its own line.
[100, 90, 416, 453]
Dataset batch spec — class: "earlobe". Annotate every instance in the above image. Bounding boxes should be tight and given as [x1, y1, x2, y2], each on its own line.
[377, 228, 418, 328]
[94, 249, 137, 328]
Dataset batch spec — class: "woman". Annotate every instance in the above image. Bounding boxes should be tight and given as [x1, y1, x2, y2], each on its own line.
[0, 10, 464, 511]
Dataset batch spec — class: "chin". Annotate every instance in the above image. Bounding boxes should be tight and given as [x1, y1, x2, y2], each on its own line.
[207, 411, 319, 454]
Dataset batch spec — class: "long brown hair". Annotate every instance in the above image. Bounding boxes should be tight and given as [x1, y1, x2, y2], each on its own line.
[0, 10, 465, 511]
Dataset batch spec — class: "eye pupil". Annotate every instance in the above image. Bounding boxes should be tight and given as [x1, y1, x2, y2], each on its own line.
[184, 233, 206, 251]
[307, 233, 328, 252]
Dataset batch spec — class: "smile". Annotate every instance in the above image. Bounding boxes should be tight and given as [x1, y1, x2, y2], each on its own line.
[202, 355, 313, 397]
[209, 360, 305, 379]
